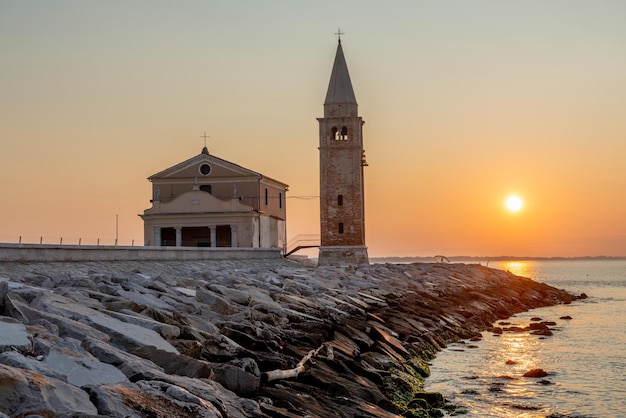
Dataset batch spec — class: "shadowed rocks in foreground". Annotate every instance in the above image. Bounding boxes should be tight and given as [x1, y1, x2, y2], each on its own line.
[0, 259, 582, 417]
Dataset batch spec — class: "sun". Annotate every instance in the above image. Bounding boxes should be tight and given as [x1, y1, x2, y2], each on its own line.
[505, 195, 523, 212]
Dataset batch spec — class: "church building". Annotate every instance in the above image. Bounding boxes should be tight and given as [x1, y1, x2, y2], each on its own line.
[140, 146, 288, 250]
[317, 38, 369, 265]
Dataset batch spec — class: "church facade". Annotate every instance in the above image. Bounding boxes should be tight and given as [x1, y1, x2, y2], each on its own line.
[317, 39, 369, 265]
[140, 147, 288, 250]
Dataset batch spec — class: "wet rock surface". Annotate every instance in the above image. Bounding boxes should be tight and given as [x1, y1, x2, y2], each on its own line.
[0, 259, 581, 417]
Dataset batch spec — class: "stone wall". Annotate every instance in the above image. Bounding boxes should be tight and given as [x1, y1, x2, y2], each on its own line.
[317, 245, 369, 266]
[0, 244, 282, 262]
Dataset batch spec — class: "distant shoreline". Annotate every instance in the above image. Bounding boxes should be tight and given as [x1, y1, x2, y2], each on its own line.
[370, 255, 626, 263]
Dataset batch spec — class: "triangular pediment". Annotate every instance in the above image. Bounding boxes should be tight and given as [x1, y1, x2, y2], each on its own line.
[148, 152, 260, 181]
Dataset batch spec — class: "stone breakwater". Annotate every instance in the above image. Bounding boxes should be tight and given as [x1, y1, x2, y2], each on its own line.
[0, 259, 581, 417]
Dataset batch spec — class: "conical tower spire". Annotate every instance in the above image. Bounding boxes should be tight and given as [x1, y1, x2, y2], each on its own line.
[317, 37, 369, 266]
[324, 40, 357, 117]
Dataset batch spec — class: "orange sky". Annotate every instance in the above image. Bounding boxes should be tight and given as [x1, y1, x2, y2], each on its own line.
[1, 1, 625, 257]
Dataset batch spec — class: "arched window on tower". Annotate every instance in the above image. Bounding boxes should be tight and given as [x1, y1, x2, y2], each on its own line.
[340, 126, 348, 140]
[338, 222, 344, 234]
[338, 194, 343, 206]
[331, 126, 339, 140]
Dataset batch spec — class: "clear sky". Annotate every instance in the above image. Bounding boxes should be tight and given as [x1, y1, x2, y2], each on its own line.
[2, 1, 625, 257]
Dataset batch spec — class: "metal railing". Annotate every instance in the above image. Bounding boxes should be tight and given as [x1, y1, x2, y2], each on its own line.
[285, 234, 321, 256]
[0, 236, 139, 247]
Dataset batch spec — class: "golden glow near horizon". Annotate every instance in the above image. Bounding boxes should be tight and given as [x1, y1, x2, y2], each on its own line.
[1, 2, 626, 257]
[496, 261, 536, 278]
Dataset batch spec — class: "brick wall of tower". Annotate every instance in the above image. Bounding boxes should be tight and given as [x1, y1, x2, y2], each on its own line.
[318, 116, 365, 247]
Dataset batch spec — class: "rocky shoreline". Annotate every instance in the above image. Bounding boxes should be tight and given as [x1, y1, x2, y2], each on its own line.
[0, 259, 583, 417]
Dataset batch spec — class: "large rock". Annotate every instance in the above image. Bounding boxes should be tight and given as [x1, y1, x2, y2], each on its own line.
[43, 346, 129, 387]
[209, 284, 252, 306]
[129, 345, 214, 379]
[212, 363, 260, 395]
[105, 309, 181, 339]
[0, 316, 31, 353]
[15, 300, 111, 342]
[86, 381, 225, 418]
[84, 312, 179, 353]
[0, 351, 67, 382]
[116, 288, 176, 313]
[30, 292, 179, 354]
[135, 373, 255, 418]
[81, 336, 166, 382]
[0, 363, 98, 416]
[523, 368, 549, 378]
[201, 333, 248, 362]
[84, 383, 145, 418]
[196, 287, 239, 316]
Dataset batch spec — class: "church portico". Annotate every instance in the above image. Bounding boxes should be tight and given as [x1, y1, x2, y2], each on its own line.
[154, 224, 234, 247]
[145, 211, 256, 248]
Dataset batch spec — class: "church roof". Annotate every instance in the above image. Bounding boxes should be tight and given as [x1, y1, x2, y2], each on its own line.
[148, 149, 288, 188]
[324, 41, 357, 106]
[148, 152, 256, 180]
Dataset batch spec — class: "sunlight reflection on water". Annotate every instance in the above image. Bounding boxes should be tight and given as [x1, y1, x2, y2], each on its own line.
[492, 260, 535, 278]
[426, 259, 626, 417]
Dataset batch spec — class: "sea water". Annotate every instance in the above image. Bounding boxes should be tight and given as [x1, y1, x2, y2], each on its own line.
[424, 259, 626, 417]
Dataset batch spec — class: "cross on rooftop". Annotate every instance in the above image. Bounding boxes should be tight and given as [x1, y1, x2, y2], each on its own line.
[335, 28, 345, 43]
[201, 132, 209, 147]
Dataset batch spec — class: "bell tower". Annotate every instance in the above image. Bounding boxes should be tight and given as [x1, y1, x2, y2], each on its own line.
[317, 38, 369, 266]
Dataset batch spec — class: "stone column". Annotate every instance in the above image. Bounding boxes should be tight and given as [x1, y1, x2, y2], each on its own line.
[175, 227, 182, 247]
[210, 226, 217, 248]
[153, 227, 161, 247]
[231, 224, 238, 248]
